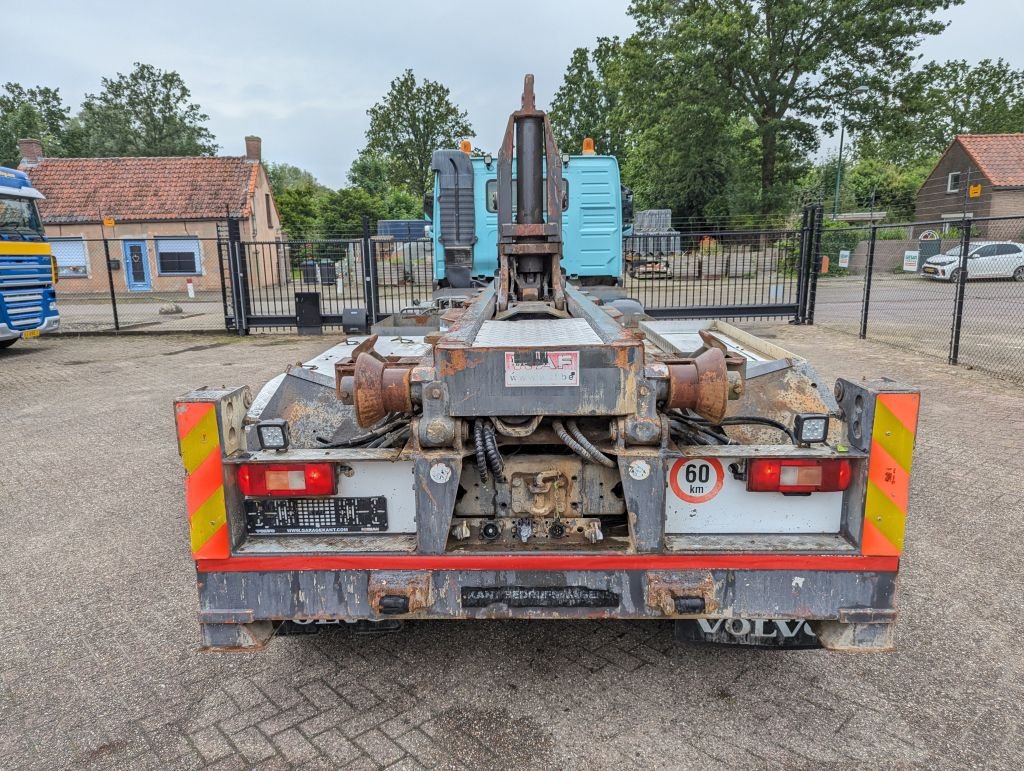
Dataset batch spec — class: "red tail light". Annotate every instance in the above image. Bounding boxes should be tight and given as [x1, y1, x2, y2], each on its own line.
[237, 463, 336, 497]
[747, 459, 851, 494]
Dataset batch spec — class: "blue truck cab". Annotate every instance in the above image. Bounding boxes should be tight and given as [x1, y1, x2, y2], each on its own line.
[427, 147, 628, 288]
[0, 166, 59, 348]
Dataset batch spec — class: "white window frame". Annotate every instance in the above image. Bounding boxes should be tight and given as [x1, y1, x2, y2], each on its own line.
[940, 212, 973, 234]
[154, 237, 203, 276]
[947, 172, 961, 193]
[49, 237, 90, 278]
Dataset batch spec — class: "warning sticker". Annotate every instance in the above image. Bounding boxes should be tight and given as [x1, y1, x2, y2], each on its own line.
[669, 458, 725, 504]
[504, 350, 579, 387]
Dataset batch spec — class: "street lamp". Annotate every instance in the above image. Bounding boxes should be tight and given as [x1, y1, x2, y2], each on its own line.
[833, 85, 870, 220]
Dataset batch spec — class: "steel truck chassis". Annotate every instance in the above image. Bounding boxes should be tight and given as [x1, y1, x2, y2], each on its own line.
[175, 76, 918, 652]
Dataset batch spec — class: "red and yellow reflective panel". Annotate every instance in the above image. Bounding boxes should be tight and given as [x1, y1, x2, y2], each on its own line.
[862, 393, 920, 556]
[175, 402, 229, 559]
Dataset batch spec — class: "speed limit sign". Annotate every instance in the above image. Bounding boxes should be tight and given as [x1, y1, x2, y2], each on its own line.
[669, 458, 725, 504]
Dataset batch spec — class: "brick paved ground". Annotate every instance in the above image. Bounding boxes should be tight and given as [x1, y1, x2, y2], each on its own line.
[1, 326, 1022, 769]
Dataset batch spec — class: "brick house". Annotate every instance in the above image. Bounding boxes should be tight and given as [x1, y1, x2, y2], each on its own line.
[914, 134, 1024, 233]
[17, 136, 280, 293]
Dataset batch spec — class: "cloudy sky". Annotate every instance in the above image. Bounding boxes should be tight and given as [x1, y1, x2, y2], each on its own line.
[13, 0, 1023, 187]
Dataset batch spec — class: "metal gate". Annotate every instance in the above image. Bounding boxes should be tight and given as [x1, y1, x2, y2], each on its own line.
[628, 205, 821, 321]
[220, 208, 822, 333]
[221, 217, 435, 334]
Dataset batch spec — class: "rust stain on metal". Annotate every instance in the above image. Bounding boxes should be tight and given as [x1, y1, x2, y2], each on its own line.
[368, 572, 432, 615]
[645, 572, 719, 616]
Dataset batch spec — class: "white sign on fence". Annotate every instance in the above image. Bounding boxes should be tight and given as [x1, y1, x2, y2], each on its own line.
[903, 250, 920, 272]
[838, 249, 850, 268]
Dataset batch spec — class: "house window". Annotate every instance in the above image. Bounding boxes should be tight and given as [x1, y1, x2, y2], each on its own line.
[49, 238, 89, 277]
[947, 172, 961, 193]
[265, 193, 274, 229]
[155, 237, 202, 275]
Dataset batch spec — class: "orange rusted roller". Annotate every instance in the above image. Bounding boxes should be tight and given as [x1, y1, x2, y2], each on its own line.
[352, 352, 413, 427]
[665, 348, 728, 423]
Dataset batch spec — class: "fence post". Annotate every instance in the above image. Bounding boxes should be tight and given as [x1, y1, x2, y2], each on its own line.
[361, 216, 380, 324]
[859, 225, 877, 339]
[215, 231, 232, 332]
[226, 218, 249, 335]
[102, 237, 120, 331]
[949, 217, 971, 364]
[804, 204, 825, 325]
[792, 205, 812, 324]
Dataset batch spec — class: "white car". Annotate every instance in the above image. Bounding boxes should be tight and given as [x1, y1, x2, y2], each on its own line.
[921, 241, 1024, 281]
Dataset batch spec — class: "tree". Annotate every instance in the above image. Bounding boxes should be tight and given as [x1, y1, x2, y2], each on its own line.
[363, 70, 472, 200]
[627, 0, 960, 213]
[75, 63, 218, 156]
[316, 188, 387, 236]
[381, 188, 421, 220]
[265, 162, 323, 194]
[857, 58, 1024, 165]
[347, 151, 393, 199]
[274, 186, 322, 238]
[0, 83, 71, 166]
[549, 39, 623, 158]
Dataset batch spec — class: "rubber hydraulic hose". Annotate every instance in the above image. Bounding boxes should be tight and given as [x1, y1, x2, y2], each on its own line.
[473, 420, 489, 483]
[552, 420, 595, 464]
[566, 420, 616, 468]
[482, 423, 505, 479]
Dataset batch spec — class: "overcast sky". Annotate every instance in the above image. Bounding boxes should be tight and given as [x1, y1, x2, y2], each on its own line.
[13, 0, 1024, 187]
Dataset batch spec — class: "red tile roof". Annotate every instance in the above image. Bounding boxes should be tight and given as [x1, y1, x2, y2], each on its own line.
[956, 134, 1024, 188]
[23, 156, 260, 224]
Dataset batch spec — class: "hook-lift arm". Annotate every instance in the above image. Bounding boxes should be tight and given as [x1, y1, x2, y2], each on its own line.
[494, 74, 567, 316]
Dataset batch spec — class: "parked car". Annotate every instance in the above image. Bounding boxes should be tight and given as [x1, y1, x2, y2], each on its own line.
[922, 241, 1024, 281]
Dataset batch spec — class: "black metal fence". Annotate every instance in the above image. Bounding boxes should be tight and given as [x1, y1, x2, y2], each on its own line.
[623, 227, 811, 319]
[225, 220, 435, 333]
[48, 209, 823, 335]
[50, 236, 229, 333]
[813, 214, 1024, 384]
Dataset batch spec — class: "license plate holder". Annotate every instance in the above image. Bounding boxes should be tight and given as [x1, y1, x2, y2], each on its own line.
[244, 496, 388, 534]
[22, 329, 41, 338]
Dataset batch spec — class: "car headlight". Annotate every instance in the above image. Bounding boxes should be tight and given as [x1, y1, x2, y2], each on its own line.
[256, 419, 290, 451]
[794, 413, 829, 444]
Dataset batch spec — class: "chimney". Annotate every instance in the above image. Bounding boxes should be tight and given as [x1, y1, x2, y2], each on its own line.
[245, 135, 262, 163]
[18, 138, 44, 168]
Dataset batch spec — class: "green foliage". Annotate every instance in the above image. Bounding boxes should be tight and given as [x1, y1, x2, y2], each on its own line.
[857, 58, 1024, 165]
[347, 151, 392, 199]
[819, 221, 863, 275]
[622, 0, 957, 215]
[549, 39, 623, 158]
[1, 65, 218, 164]
[274, 186, 321, 238]
[877, 226, 911, 240]
[381, 188, 422, 220]
[74, 63, 218, 156]
[316, 188, 387, 236]
[265, 162, 323, 194]
[0, 83, 72, 167]
[363, 70, 472, 200]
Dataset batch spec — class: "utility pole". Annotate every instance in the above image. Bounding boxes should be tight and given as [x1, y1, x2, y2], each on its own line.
[832, 85, 870, 220]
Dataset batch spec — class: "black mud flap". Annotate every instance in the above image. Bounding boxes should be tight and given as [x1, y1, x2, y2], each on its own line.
[674, 618, 821, 649]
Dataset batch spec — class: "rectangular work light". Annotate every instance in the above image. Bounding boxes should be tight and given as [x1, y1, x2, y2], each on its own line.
[256, 419, 290, 451]
[794, 413, 829, 445]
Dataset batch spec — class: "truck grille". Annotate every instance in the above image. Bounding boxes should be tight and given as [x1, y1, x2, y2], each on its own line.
[1, 289, 45, 329]
[0, 258, 51, 290]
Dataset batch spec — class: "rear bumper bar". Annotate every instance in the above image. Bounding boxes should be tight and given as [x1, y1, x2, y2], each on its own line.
[196, 566, 898, 650]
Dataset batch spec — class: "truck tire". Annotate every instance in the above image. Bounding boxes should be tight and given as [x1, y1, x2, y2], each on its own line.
[0, 339, 16, 349]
